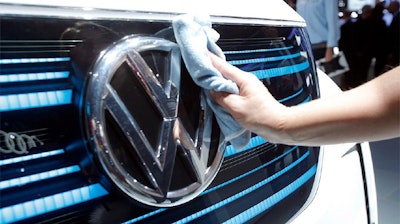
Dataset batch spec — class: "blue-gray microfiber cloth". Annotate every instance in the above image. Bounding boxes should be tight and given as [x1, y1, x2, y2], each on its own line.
[172, 14, 251, 150]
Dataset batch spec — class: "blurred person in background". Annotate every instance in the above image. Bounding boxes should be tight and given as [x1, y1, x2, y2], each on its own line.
[296, 0, 340, 65]
[387, 0, 399, 67]
[285, 0, 297, 9]
[339, 9, 357, 89]
[370, 2, 389, 77]
[346, 4, 375, 88]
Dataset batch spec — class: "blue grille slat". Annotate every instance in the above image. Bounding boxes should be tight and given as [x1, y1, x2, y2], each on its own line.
[278, 88, 304, 103]
[122, 208, 167, 224]
[252, 61, 310, 79]
[0, 147, 108, 223]
[0, 149, 65, 166]
[204, 146, 300, 195]
[0, 39, 101, 223]
[0, 89, 73, 112]
[0, 57, 70, 65]
[224, 136, 267, 157]
[0, 165, 81, 190]
[223, 165, 317, 224]
[0, 71, 70, 83]
[0, 183, 108, 224]
[0, 55, 73, 112]
[172, 152, 311, 224]
[223, 46, 293, 55]
[124, 146, 303, 224]
[228, 52, 300, 65]
[300, 95, 311, 104]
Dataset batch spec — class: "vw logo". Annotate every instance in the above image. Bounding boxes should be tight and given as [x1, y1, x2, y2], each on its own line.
[85, 35, 225, 207]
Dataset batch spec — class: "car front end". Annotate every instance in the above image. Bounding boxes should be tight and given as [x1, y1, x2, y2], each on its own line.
[0, 1, 377, 223]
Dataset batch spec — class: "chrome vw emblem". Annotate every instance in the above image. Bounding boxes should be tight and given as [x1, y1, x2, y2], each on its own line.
[85, 35, 225, 207]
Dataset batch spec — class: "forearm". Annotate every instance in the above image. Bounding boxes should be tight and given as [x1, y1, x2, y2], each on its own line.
[275, 67, 400, 146]
[210, 53, 399, 146]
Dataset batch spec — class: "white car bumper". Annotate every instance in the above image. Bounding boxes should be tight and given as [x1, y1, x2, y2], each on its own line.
[290, 70, 378, 223]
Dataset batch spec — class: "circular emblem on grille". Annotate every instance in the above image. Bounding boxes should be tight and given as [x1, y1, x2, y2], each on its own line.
[85, 35, 225, 207]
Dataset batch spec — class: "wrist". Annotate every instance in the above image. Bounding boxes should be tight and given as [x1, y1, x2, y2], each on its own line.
[257, 103, 293, 145]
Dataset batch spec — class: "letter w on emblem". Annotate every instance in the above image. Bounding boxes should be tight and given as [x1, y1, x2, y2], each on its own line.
[103, 42, 208, 202]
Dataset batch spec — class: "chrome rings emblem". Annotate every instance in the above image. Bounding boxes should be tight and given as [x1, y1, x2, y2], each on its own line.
[85, 35, 225, 207]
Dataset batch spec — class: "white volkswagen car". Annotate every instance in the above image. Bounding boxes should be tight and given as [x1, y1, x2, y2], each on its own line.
[0, 1, 377, 223]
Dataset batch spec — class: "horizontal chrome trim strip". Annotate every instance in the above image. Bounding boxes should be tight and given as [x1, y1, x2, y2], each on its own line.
[0, 3, 306, 27]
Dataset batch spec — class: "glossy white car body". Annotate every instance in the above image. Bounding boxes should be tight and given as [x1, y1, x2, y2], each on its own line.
[290, 70, 378, 223]
[0, 1, 378, 223]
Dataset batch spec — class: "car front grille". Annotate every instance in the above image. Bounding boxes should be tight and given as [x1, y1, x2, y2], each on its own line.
[0, 39, 110, 224]
[1, 12, 319, 224]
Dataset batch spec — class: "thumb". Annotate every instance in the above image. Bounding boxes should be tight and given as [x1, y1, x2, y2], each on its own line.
[210, 90, 242, 111]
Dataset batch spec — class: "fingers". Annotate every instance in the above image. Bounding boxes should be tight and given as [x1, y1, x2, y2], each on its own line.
[209, 52, 251, 84]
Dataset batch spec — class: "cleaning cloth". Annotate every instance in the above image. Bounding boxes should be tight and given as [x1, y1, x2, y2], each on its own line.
[172, 14, 251, 150]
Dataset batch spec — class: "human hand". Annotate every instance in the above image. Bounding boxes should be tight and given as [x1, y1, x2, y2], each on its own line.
[209, 53, 289, 142]
[324, 47, 334, 62]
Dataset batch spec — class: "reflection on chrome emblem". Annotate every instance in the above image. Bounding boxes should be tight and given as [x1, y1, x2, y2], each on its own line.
[85, 35, 224, 207]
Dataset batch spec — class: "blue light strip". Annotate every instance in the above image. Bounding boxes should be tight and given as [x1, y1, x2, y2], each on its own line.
[173, 152, 311, 224]
[0, 71, 70, 83]
[0, 89, 73, 112]
[225, 91, 310, 157]
[0, 165, 81, 190]
[253, 61, 309, 79]
[0, 149, 65, 166]
[224, 46, 293, 55]
[224, 136, 267, 157]
[0, 57, 70, 65]
[278, 88, 304, 103]
[300, 95, 311, 104]
[280, 89, 311, 105]
[122, 208, 167, 224]
[203, 146, 300, 195]
[124, 145, 300, 224]
[0, 183, 108, 224]
[223, 165, 317, 224]
[228, 52, 300, 65]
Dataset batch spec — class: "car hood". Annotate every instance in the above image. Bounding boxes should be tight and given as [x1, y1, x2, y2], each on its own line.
[0, 0, 305, 26]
